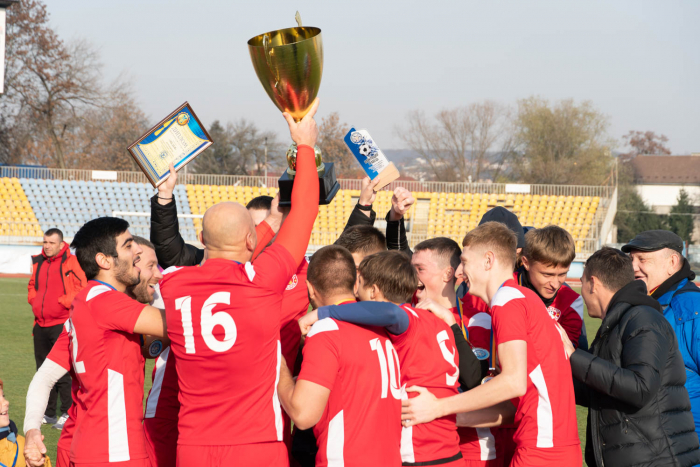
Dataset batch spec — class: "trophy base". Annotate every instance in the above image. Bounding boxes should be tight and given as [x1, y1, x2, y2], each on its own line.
[279, 162, 340, 206]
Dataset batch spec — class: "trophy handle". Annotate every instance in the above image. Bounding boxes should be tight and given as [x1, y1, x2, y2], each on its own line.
[262, 34, 280, 91]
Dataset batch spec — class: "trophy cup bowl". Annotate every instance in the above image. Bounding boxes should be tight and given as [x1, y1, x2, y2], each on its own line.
[248, 25, 340, 206]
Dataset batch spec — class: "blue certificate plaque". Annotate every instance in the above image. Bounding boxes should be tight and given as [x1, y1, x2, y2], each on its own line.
[128, 102, 213, 187]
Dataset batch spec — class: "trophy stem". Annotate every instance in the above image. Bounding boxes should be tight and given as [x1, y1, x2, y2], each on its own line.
[286, 142, 325, 177]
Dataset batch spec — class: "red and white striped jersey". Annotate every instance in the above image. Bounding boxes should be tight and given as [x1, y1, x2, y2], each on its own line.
[394, 304, 461, 464]
[159, 243, 298, 447]
[453, 297, 498, 462]
[144, 346, 179, 421]
[490, 280, 579, 451]
[298, 305, 402, 467]
[67, 281, 149, 464]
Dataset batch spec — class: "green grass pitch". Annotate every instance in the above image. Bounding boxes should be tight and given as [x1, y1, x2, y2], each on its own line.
[0, 277, 599, 465]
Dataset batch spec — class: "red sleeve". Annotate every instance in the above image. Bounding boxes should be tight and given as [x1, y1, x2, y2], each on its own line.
[280, 258, 311, 326]
[390, 306, 416, 347]
[492, 300, 528, 344]
[47, 328, 72, 371]
[252, 221, 274, 261]
[275, 145, 319, 265]
[28, 261, 36, 305]
[298, 320, 340, 391]
[250, 243, 298, 294]
[559, 302, 583, 349]
[92, 291, 147, 334]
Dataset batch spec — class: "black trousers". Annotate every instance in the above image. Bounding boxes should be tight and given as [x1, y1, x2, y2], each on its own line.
[33, 323, 72, 417]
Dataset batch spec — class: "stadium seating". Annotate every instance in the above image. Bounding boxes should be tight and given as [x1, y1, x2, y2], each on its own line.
[17, 179, 197, 241]
[0, 177, 41, 239]
[7, 176, 603, 255]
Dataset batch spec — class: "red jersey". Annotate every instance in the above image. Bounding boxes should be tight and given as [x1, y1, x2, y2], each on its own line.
[299, 313, 402, 466]
[453, 298, 499, 462]
[144, 346, 179, 421]
[280, 257, 310, 369]
[515, 270, 583, 347]
[159, 242, 298, 446]
[395, 304, 461, 464]
[67, 281, 149, 463]
[46, 325, 80, 453]
[490, 280, 579, 451]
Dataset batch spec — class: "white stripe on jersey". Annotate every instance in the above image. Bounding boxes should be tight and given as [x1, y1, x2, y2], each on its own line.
[308, 318, 339, 337]
[244, 262, 256, 282]
[571, 296, 584, 320]
[145, 346, 170, 419]
[529, 364, 554, 448]
[107, 369, 130, 462]
[273, 341, 283, 441]
[468, 312, 492, 330]
[476, 427, 497, 460]
[86, 285, 112, 301]
[400, 386, 415, 463]
[327, 410, 345, 466]
[490, 286, 525, 308]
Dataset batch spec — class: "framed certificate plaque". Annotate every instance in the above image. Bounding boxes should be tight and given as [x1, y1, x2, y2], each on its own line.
[128, 102, 213, 188]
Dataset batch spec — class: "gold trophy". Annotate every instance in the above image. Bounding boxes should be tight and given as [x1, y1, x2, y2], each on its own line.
[247, 12, 340, 205]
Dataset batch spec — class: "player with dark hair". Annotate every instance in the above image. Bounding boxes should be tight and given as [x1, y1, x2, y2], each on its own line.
[334, 224, 387, 267]
[246, 195, 274, 225]
[26, 218, 166, 467]
[277, 245, 402, 466]
[299, 250, 466, 466]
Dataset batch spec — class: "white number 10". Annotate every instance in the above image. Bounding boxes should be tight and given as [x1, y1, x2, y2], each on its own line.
[175, 292, 237, 354]
[370, 338, 402, 400]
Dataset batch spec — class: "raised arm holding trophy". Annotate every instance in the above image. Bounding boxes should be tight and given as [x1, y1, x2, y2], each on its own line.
[248, 12, 340, 205]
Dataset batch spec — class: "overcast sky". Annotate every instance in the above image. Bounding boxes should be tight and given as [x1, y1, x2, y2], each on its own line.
[46, 0, 699, 153]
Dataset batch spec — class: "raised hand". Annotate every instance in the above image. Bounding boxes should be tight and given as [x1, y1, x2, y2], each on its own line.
[416, 298, 456, 326]
[157, 162, 178, 205]
[359, 176, 381, 207]
[389, 187, 415, 221]
[298, 309, 319, 336]
[24, 428, 47, 466]
[283, 98, 320, 148]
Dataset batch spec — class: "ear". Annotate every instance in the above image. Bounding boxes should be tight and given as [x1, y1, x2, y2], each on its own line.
[484, 250, 496, 271]
[95, 252, 112, 272]
[306, 280, 316, 305]
[668, 253, 681, 275]
[370, 284, 382, 300]
[442, 266, 455, 284]
[588, 275, 599, 294]
[521, 255, 530, 271]
[198, 230, 205, 246]
[245, 231, 256, 253]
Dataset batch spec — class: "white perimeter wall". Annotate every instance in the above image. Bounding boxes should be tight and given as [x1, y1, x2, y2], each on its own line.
[0, 245, 38, 274]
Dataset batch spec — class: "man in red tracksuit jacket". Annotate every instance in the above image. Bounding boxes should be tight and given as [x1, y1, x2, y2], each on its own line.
[27, 228, 86, 427]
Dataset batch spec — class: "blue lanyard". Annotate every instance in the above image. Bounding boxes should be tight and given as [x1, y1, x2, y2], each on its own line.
[92, 280, 117, 291]
[0, 435, 18, 467]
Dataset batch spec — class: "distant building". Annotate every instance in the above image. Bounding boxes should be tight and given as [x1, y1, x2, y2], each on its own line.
[631, 153, 700, 242]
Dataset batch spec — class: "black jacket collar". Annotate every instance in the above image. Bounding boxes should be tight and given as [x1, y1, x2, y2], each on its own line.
[601, 280, 662, 330]
[517, 268, 556, 307]
[650, 258, 696, 300]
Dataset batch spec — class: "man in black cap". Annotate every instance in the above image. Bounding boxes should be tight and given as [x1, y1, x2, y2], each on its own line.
[622, 230, 700, 441]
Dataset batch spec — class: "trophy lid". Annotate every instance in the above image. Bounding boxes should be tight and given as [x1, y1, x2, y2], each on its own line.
[247, 26, 323, 122]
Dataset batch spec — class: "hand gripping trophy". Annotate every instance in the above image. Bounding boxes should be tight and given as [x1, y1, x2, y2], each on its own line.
[247, 12, 340, 205]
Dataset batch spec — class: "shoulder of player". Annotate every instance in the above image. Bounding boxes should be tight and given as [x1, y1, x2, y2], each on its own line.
[307, 317, 341, 338]
[158, 265, 192, 286]
[554, 284, 584, 318]
[490, 283, 529, 309]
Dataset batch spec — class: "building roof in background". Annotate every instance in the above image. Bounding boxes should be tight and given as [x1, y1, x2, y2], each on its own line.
[631, 154, 700, 185]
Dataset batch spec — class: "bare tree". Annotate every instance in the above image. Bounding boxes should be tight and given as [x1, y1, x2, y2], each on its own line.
[621, 130, 671, 159]
[317, 112, 363, 177]
[398, 101, 514, 182]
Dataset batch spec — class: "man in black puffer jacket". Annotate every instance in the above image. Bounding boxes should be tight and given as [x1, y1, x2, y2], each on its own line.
[558, 247, 700, 467]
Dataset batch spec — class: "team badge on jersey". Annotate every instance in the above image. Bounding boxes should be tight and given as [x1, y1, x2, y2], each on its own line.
[286, 274, 298, 290]
[473, 348, 490, 360]
[547, 306, 562, 321]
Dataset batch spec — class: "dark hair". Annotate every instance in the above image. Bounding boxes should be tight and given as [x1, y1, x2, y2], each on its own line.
[334, 225, 386, 256]
[358, 251, 416, 304]
[246, 195, 273, 211]
[414, 237, 461, 270]
[44, 228, 63, 242]
[584, 247, 634, 293]
[523, 225, 576, 267]
[71, 217, 130, 280]
[307, 245, 357, 297]
[132, 236, 154, 251]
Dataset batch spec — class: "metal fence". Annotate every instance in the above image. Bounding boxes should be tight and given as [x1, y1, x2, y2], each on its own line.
[1, 166, 615, 199]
